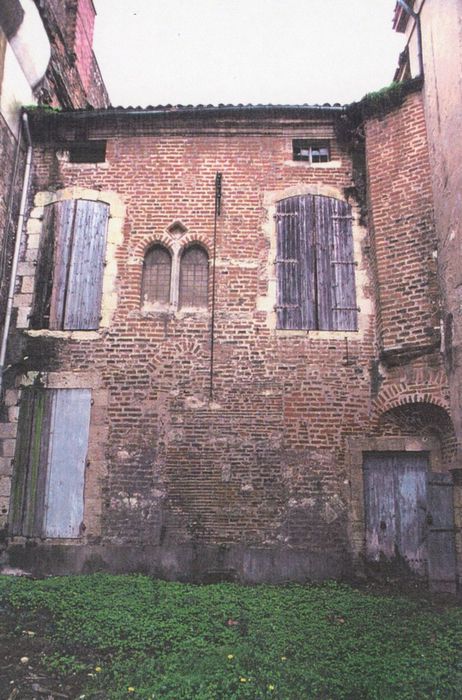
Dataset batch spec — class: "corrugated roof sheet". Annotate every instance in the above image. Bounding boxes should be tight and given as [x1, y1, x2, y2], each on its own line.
[29, 102, 346, 117]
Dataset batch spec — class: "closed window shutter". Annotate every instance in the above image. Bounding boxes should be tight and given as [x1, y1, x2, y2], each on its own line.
[275, 195, 316, 329]
[31, 204, 58, 329]
[47, 199, 109, 330]
[9, 388, 91, 538]
[49, 199, 76, 329]
[328, 198, 358, 331]
[314, 195, 336, 330]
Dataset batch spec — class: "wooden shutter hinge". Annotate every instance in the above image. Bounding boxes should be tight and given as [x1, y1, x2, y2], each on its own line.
[274, 258, 299, 264]
[273, 212, 299, 219]
[331, 260, 358, 266]
[331, 215, 354, 220]
[275, 304, 299, 309]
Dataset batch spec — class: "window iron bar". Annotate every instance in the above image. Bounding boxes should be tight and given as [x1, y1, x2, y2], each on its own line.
[332, 306, 360, 311]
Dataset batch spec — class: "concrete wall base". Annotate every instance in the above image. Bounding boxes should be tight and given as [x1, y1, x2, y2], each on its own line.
[4, 543, 351, 583]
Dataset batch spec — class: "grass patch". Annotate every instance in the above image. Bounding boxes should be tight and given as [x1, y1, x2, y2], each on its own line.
[0, 574, 461, 698]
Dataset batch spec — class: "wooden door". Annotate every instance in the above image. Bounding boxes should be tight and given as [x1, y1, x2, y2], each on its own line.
[363, 452, 428, 576]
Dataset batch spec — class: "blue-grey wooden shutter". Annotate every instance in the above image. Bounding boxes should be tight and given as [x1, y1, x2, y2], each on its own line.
[275, 195, 316, 329]
[43, 389, 91, 538]
[314, 196, 357, 331]
[427, 472, 457, 592]
[64, 200, 109, 329]
[49, 200, 109, 330]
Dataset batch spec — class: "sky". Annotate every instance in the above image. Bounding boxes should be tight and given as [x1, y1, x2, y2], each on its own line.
[92, 0, 406, 107]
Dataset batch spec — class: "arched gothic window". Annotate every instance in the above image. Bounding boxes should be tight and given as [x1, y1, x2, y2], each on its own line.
[141, 245, 171, 305]
[179, 245, 208, 308]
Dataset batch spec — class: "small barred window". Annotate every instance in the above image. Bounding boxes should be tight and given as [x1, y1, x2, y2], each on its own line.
[141, 245, 171, 305]
[292, 140, 330, 163]
[179, 245, 208, 308]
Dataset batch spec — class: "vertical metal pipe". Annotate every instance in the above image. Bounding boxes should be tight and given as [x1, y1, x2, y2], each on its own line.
[0, 113, 33, 395]
[1, 120, 23, 287]
[209, 172, 222, 401]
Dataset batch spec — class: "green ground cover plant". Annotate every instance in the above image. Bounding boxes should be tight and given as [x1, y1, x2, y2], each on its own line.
[0, 574, 461, 699]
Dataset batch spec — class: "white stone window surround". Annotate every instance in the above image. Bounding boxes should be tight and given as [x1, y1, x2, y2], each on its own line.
[16, 187, 125, 338]
[284, 132, 342, 169]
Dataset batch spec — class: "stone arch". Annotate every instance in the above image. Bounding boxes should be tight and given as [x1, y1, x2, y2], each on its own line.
[135, 234, 174, 261]
[377, 401, 456, 466]
[178, 233, 211, 257]
[372, 372, 450, 420]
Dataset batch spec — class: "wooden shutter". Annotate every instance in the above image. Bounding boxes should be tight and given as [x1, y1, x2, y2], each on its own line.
[31, 204, 58, 329]
[43, 389, 91, 538]
[9, 388, 91, 538]
[314, 196, 357, 331]
[427, 472, 457, 592]
[275, 195, 316, 329]
[49, 199, 76, 329]
[9, 388, 52, 536]
[49, 199, 109, 330]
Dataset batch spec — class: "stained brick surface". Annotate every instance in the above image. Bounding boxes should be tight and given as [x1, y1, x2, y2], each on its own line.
[1, 94, 457, 581]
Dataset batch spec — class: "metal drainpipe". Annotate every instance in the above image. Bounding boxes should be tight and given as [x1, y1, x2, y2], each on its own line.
[0, 112, 33, 395]
[396, 0, 424, 79]
[1, 120, 23, 284]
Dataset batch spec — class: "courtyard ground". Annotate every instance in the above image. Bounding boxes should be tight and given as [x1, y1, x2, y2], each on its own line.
[0, 573, 461, 699]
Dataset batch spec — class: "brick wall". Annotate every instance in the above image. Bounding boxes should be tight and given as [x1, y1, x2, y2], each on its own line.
[365, 91, 440, 358]
[1, 106, 456, 583]
[8, 114, 373, 570]
[72, 0, 96, 92]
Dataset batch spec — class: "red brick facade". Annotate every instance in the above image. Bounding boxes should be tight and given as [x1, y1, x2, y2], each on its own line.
[366, 92, 440, 357]
[2, 93, 460, 586]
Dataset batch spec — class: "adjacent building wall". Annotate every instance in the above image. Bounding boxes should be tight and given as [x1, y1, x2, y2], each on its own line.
[0, 0, 109, 340]
[394, 0, 462, 459]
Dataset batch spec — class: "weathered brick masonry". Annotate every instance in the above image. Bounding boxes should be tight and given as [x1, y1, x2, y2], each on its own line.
[33, 0, 109, 109]
[2, 90, 459, 585]
[0, 0, 108, 327]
